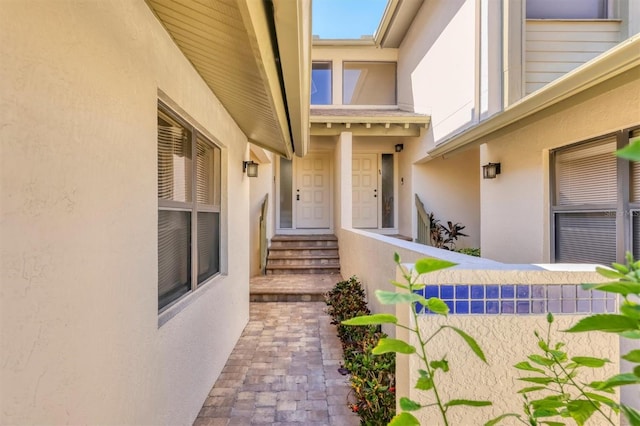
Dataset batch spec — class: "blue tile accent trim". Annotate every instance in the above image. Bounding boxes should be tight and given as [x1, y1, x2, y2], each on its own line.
[415, 284, 617, 315]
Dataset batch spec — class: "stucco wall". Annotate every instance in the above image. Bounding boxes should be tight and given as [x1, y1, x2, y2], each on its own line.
[481, 68, 640, 263]
[0, 1, 250, 424]
[413, 148, 481, 249]
[398, 0, 476, 141]
[397, 268, 621, 426]
[249, 151, 274, 277]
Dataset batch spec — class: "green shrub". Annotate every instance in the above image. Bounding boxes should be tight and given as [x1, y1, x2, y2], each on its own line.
[325, 277, 396, 425]
[455, 247, 481, 257]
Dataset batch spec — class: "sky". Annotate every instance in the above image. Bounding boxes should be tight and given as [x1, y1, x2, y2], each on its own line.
[312, 0, 389, 39]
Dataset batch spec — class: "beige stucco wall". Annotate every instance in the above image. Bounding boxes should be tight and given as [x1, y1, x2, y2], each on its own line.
[481, 68, 640, 263]
[398, 0, 476, 141]
[413, 148, 481, 249]
[249, 150, 274, 276]
[397, 268, 620, 425]
[1, 1, 250, 424]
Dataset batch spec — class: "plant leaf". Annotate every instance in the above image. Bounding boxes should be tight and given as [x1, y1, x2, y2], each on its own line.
[529, 354, 555, 367]
[375, 290, 423, 305]
[399, 397, 422, 411]
[571, 356, 609, 368]
[444, 399, 492, 408]
[389, 412, 420, 426]
[426, 297, 449, 315]
[518, 386, 548, 394]
[616, 140, 640, 161]
[567, 399, 598, 426]
[595, 266, 626, 279]
[341, 313, 398, 326]
[564, 314, 639, 333]
[620, 404, 640, 426]
[621, 304, 640, 320]
[590, 373, 640, 390]
[519, 377, 555, 385]
[372, 338, 416, 355]
[583, 392, 619, 412]
[444, 326, 487, 363]
[514, 362, 546, 374]
[415, 375, 433, 391]
[430, 359, 450, 372]
[390, 280, 409, 290]
[414, 258, 457, 275]
[540, 422, 566, 426]
[581, 282, 640, 297]
[484, 413, 522, 426]
[394, 252, 401, 264]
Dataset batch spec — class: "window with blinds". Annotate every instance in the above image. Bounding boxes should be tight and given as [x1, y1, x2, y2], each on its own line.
[158, 103, 221, 311]
[552, 128, 640, 264]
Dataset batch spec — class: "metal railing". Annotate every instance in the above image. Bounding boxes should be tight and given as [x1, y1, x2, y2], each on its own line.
[415, 194, 431, 246]
[260, 193, 269, 274]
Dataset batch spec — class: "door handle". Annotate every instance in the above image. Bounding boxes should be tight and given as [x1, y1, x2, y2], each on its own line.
[374, 189, 377, 198]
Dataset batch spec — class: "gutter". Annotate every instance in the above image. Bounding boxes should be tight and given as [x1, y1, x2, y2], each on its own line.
[427, 34, 640, 159]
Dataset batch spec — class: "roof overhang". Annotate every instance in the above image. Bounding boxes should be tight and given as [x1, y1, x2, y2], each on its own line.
[147, 0, 311, 159]
[310, 107, 430, 137]
[426, 34, 640, 160]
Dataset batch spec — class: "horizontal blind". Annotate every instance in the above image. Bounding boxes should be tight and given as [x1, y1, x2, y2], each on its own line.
[630, 129, 640, 201]
[555, 212, 616, 264]
[197, 212, 220, 283]
[158, 124, 192, 202]
[196, 138, 219, 205]
[555, 136, 617, 206]
[634, 212, 640, 259]
[158, 210, 191, 309]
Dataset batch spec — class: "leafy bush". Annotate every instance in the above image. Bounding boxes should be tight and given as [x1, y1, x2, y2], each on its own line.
[325, 276, 396, 425]
[455, 247, 481, 257]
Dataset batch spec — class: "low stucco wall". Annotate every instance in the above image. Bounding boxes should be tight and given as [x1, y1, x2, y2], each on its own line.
[396, 267, 621, 425]
[337, 229, 501, 335]
[1, 2, 250, 424]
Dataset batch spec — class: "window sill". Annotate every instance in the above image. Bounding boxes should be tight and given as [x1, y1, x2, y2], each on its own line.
[158, 273, 223, 328]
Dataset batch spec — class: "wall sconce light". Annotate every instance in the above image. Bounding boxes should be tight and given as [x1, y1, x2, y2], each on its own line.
[395, 144, 404, 153]
[482, 162, 501, 179]
[243, 160, 258, 178]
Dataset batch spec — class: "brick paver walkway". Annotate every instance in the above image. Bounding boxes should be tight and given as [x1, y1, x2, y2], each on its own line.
[193, 301, 359, 426]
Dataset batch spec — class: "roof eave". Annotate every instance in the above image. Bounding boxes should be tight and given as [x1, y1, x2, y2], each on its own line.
[273, 0, 312, 158]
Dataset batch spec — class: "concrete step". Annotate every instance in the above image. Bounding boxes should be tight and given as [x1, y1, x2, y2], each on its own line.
[267, 257, 340, 267]
[269, 240, 338, 249]
[268, 247, 339, 257]
[265, 265, 341, 275]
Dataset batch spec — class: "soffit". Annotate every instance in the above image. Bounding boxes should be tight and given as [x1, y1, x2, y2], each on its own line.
[310, 107, 430, 136]
[147, 0, 300, 158]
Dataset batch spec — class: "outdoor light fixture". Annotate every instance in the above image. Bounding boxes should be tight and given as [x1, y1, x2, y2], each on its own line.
[395, 144, 404, 152]
[482, 162, 501, 179]
[243, 160, 258, 178]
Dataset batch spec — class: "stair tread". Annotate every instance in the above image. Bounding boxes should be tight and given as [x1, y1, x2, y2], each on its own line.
[266, 264, 340, 269]
[267, 254, 340, 259]
[269, 245, 338, 250]
[271, 234, 337, 241]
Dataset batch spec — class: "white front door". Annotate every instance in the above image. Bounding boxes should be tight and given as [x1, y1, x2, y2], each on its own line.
[352, 153, 378, 228]
[296, 153, 331, 229]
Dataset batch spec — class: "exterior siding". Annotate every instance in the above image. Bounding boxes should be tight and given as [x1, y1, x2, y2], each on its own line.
[525, 20, 622, 94]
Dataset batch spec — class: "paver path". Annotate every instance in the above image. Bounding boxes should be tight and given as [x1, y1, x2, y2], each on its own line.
[194, 302, 359, 426]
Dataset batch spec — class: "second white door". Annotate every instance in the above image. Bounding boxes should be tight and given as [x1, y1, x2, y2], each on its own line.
[352, 153, 378, 228]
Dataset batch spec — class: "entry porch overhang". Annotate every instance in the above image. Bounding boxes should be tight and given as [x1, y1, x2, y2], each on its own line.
[310, 107, 430, 137]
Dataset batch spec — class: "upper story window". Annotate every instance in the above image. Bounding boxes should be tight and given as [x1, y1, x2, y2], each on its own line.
[311, 62, 332, 105]
[527, 0, 608, 19]
[343, 61, 397, 105]
[158, 102, 221, 312]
